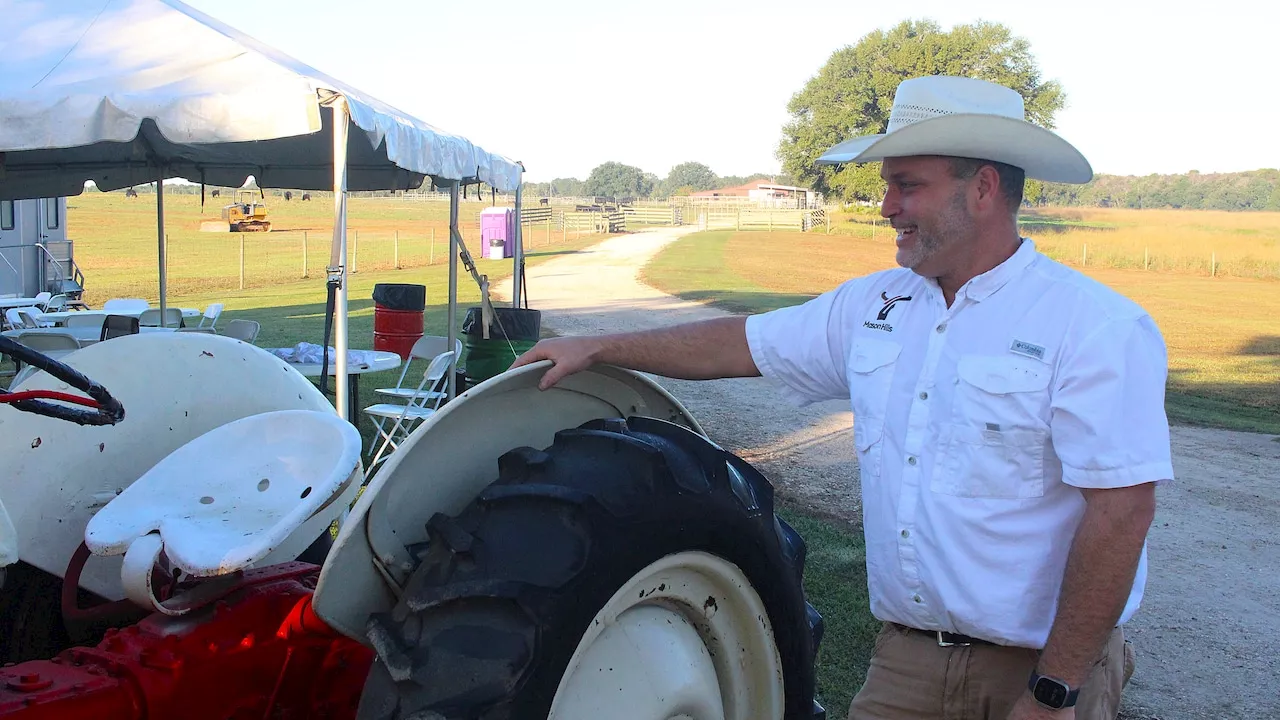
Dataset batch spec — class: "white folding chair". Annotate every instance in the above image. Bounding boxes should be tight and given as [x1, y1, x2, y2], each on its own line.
[63, 314, 106, 332]
[197, 303, 224, 329]
[363, 351, 454, 473]
[32, 292, 51, 309]
[103, 298, 150, 313]
[222, 319, 260, 343]
[14, 331, 81, 360]
[41, 294, 68, 313]
[16, 308, 53, 328]
[373, 335, 461, 403]
[4, 308, 29, 330]
[138, 307, 184, 328]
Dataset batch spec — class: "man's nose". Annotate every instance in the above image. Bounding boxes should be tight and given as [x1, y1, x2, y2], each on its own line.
[880, 188, 900, 218]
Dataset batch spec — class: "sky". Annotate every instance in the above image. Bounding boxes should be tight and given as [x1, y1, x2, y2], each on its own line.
[181, 0, 1277, 183]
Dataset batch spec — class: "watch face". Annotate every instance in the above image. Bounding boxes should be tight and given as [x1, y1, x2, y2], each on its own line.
[1033, 677, 1070, 708]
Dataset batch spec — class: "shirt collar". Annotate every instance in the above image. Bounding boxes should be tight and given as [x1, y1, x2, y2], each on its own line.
[959, 238, 1039, 302]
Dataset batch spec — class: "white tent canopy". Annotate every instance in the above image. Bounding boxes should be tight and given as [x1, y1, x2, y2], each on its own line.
[0, 0, 523, 198]
[0, 0, 525, 419]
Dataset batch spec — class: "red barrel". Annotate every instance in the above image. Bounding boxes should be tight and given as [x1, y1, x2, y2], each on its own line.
[372, 284, 426, 360]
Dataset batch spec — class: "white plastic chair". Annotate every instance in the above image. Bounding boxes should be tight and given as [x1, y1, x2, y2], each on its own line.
[16, 308, 53, 328]
[373, 335, 461, 403]
[103, 298, 151, 314]
[14, 331, 81, 357]
[32, 292, 51, 308]
[197, 303, 224, 329]
[64, 314, 106, 332]
[222, 319, 260, 344]
[138, 307, 184, 328]
[4, 308, 32, 330]
[364, 351, 454, 473]
[41, 294, 68, 313]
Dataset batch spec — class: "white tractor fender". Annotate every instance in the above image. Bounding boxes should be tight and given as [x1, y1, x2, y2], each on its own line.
[312, 361, 704, 643]
[0, 496, 16, 570]
[0, 333, 338, 599]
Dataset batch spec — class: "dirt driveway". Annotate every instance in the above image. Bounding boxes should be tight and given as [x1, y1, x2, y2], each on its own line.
[494, 227, 1280, 719]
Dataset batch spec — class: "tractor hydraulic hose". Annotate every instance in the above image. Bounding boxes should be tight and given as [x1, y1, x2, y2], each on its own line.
[0, 335, 124, 426]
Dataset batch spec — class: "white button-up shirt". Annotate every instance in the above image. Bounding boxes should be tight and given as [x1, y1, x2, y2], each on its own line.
[745, 239, 1173, 648]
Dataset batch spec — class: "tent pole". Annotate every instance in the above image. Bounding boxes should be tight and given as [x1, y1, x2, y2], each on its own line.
[329, 98, 351, 420]
[512, 183, 523, 308]
[447, 181, 460, 401]
[156, 176, 168, 326]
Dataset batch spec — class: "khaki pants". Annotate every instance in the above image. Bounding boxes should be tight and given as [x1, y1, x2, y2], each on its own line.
[847, 624, 1128, 720]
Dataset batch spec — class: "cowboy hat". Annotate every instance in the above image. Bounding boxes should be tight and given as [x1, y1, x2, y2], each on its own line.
[816, 75, 1093, 184]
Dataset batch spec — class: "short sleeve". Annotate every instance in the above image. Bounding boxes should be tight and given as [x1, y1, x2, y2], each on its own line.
[744, 280, 864, 406]
[1050, 314, 1174, 488]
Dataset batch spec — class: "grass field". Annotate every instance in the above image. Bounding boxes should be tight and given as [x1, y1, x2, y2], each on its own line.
[829, 206, 1280, 279]
[67, 192, 571, 304]
[643, 224, 1280, 435]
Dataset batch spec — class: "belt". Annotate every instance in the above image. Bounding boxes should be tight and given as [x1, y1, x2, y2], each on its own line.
[894, 623, 997, 647]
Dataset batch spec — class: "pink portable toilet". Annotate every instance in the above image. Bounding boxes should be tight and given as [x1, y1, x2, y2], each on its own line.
[480, 207, 516, 259]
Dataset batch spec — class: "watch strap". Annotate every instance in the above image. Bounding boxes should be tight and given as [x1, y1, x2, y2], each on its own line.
[1027, 672, 1080, 709]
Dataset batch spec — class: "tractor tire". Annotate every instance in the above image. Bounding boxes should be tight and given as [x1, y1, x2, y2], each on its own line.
[357, 416, 824, 720]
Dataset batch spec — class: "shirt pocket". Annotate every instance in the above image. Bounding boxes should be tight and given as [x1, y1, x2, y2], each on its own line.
[854, 416, 885, 482]
[848, 338, 902, 421]
[933, 424, 1048, 499]
[933, 355, 1052, 499]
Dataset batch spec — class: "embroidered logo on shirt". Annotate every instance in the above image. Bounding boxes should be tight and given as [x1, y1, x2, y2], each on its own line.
[1009, 339, 1046, 360]
[876, 291, 913, 321]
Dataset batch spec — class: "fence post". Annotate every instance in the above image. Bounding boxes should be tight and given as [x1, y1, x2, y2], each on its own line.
[736, 208, 741, 231]
[302, 231, 308, 278]
[1082, 243, 1087, 266]
[394, 230, 400, 269]
[430, 227, 436, 265]
[768, 211, 773, 232]
[1144, 247, 1149, 271]
[1212, 251, 1217, 278]
[239, 234, 245, 289]
[826, 212, 831, 235]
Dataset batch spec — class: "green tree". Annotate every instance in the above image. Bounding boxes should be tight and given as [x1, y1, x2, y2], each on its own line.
[665, 162, 719, 193]
[777, 19, 1066, 203]
[584, 162, 653, 198]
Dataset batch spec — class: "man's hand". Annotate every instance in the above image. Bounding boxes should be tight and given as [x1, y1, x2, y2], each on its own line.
[1007, 692, 1075, 720]
[511, 336, 603, 390]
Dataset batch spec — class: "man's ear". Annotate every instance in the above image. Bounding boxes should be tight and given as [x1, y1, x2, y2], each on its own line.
[973, 164, 1002, 214]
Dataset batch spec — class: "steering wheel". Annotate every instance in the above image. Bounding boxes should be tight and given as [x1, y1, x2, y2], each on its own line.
[0, 335, 125, 426]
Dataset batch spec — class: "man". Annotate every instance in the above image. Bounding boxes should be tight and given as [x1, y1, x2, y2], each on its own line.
[512, 75, 1171, 720]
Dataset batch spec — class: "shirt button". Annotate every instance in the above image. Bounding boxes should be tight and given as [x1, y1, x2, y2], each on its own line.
[936, 323, 947, 333]
[907, 456, 918, 466]
[901, 529, 910, 539]
[913, 594, 923, 604]
[919, 391, 929, 400]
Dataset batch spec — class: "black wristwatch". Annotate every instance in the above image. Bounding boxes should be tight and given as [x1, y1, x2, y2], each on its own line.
[1028, 671, 1079, 709]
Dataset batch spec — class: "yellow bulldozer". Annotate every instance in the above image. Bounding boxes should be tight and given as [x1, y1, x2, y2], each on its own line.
[200, 191, 271, 232]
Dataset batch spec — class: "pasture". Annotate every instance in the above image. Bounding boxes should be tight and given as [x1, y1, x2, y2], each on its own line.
[643, 209, 1280, 434]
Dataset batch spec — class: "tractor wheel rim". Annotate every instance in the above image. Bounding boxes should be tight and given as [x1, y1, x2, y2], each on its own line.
[549, 550, 784, 720]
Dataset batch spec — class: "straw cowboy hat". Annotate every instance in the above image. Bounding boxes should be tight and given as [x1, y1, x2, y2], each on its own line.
[816, 75, 1093, 184]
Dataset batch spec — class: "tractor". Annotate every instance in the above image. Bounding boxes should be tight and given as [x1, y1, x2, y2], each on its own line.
[0, 327, 827, 718]
[219, 191, 272, 232]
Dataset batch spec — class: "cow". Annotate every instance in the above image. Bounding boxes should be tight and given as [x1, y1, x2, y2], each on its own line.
[302, 193, 311, 201]
[125, 188, 138, 198]
[211, 189, 221, 198]
[539, 197, 549, 205]
[284, 191, 293, 201]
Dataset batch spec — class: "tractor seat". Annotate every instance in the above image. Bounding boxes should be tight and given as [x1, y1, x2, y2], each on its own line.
[85, 410, 361, 612]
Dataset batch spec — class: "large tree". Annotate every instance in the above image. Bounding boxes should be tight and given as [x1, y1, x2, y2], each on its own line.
[777, 20, 1066, 203]
[584, 162, 654, 198]
[665, 162, 719, 193]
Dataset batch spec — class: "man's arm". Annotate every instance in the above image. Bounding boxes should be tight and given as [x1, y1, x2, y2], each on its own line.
[1011, 481, 1157, 717]
[511, 317, 760, 390]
